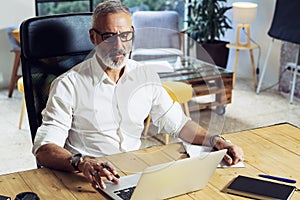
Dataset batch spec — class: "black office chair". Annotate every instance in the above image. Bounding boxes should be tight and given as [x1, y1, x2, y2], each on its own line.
[20, 13, 94, 144]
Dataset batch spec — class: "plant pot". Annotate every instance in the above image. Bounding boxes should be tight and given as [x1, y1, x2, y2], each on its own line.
[197, 40, 229, 69]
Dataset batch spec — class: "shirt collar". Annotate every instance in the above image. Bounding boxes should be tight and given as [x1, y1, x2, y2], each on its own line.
[90, 53, 138, 86]
[90, 53, 110, 86]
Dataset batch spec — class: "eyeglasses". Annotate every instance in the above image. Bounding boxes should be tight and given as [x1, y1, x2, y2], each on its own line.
[92, 28, 134, 43]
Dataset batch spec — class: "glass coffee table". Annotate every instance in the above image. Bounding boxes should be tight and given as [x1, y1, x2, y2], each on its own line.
[143, 56, 233, 115]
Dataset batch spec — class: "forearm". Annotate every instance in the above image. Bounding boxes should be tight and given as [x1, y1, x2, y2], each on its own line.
[35, 144, 120, 189]
[179, 120, 244, 165]
[178, 120, 227, 148]
[178, 120, 211, 146]
[35, 143, 74, 171]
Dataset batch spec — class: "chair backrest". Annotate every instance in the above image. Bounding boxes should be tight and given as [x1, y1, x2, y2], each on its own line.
[131, 11, 183, 61]
[20, 13, 94, 143]
[132, 11, 180, 49]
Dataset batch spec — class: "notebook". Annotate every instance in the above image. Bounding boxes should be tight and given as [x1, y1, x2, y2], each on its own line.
[226, 175, 297, 200]
[98, 149, 227, 200]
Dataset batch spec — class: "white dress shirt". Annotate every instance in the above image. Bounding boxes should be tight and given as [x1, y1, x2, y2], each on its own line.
[33, 53, 189, 157]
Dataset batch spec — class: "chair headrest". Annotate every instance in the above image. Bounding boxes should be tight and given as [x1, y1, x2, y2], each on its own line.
[20, 13, 94, 59]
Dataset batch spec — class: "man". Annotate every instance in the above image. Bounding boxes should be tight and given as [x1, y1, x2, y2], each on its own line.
[33, 0, 244, 190]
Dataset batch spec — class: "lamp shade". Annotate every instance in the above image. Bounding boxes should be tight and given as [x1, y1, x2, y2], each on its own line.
[232, 2, 258, 24]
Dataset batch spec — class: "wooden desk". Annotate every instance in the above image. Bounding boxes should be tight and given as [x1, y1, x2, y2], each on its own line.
[0, 123, 299, 199]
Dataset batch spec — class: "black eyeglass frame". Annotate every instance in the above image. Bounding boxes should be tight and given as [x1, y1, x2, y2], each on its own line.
[92, 26, 135, 43]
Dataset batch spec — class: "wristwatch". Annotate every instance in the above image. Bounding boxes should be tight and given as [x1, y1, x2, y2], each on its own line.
[70, 153, 83, 171]
[209, 135, 226, 150]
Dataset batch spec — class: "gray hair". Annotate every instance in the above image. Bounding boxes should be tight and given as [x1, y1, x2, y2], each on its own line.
[92, 0, 131, 26]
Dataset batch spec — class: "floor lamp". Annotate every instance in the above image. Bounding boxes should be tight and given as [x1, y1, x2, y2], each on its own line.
[256, 0, 300, 104]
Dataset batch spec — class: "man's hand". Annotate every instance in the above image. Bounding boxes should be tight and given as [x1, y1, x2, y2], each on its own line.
[214, 138, 244, 165]
[222, 144, 244, 165]
[78, 159, 120, 189]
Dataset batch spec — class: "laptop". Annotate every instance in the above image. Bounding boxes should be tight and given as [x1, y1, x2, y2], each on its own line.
[98, 149, 227, 200]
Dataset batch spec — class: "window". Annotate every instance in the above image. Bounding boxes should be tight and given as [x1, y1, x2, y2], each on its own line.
[36, 0, 185, 29]
[123, 0, 185, 29]
[35, 0, 93, 16]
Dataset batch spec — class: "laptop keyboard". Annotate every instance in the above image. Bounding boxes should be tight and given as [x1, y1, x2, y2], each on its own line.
[114, 186, 136, 200]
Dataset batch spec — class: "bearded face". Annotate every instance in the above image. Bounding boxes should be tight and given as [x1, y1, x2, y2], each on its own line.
[95, 40, 131, 70]
[90, 11, 134, 70]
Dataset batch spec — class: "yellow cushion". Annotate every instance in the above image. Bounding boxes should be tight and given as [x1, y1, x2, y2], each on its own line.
[17, 77, 24, 94]
[12, 29, 20, 43]
[162, 81, 193, 103]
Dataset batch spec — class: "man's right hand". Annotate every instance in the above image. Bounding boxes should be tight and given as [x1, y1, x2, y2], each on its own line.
[78, 158, 120, 189]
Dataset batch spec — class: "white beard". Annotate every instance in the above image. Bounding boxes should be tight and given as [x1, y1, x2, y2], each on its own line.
[96, 45, 130, 70]
[103, 53, 129, 70]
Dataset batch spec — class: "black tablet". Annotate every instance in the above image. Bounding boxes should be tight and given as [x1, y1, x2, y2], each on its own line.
[226, 175, 296, 200]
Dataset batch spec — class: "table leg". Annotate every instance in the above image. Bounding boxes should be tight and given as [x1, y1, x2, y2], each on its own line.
[183, 102, 190, 117]
[143, 115, 151, 136]
[19, 97, 25, 129]
[249, 49, 257, 88]
[8, 50, 21, 98]
[233, 49, 240, 88]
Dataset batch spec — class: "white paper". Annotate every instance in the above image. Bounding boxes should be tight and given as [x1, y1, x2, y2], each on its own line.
[183, 142, 245, 168]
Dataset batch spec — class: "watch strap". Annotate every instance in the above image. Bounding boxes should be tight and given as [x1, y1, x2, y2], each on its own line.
[209, 135, 226, 150]
[70, 153, 83, 171]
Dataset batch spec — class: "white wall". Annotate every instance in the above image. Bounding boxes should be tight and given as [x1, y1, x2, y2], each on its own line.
[0, 0, 280, 90]
[0, 0, 35, 89]
[224, 0, 281, 87]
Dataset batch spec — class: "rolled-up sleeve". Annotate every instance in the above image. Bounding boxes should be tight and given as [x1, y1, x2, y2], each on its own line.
[32, 77, 74, 155]
[150, 83, 189, 137]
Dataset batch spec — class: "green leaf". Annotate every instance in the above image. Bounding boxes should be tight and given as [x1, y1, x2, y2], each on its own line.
[185, 0, 232, 43]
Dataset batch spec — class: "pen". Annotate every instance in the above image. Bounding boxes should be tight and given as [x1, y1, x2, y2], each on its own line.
[259, 174, 296, 184]
[101, 163, 120, 179]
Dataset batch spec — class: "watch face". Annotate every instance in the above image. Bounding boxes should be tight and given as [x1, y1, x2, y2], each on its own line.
[71, 153, 82, 170]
